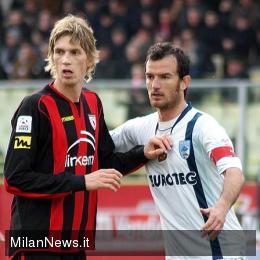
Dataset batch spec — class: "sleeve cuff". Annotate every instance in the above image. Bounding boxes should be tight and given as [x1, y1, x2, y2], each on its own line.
[133, 145, 148, 163]
[70, 175, 86, 191]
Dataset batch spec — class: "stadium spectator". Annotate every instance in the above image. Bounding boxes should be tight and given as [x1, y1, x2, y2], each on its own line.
[62, 0, 76, 15]
[180, 28, 214, 78]
[139, 11, 155, 34]
[230, 0, 259, 28]
[82, 0, 100, 32]
[0, 0, 259, 80]
[225, 56, 248, 79]
[95, 9, 114, 46]
[10, 41, 36, 79]
[94, 44, 116, 79]
[0, 28, 20, 77]
[202, 10, 222, 56]
[31, 41, 50, 79]
[221, 55, 249, 102]
[37, 9, 52, 40]
[23, 0, 39, 28]
[218, 0, 233, 35]
[156, 8, 176, 41]
[111, 42, 245, 259]
[4, 15, 168, 259]
[230, 14, 256, 60]
[127, 63, 149, 119]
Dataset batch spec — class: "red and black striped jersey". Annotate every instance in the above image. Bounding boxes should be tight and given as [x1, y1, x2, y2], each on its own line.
[4, 83, 146, 255]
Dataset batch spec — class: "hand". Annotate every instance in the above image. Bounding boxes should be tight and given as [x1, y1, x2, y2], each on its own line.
[84, 169, 123, 192]
[144, 134, 173, 160]
[200, 202, 229, 240]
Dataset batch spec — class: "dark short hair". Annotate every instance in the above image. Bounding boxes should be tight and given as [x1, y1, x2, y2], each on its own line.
[145, 42, 190, 79]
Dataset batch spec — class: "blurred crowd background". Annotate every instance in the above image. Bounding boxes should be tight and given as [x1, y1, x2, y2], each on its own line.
[0, 0, 260, 81]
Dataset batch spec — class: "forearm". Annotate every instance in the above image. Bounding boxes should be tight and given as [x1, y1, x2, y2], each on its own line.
[4, 167, 85, 198]
[100, 145, 147, 175]
[216, 167, 245, 210]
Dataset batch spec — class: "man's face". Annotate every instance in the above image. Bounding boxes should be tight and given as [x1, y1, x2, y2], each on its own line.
[145, 55, 184, 111]
[53, 35, 88, 87]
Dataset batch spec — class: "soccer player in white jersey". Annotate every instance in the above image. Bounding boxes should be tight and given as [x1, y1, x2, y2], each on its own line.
[110, 42, 246, 260]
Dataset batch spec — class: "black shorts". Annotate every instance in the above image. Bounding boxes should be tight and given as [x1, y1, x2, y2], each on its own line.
[12, 251, 86, 260]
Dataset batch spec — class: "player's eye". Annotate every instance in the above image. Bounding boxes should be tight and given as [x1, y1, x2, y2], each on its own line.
[54, 49, 64, 55]
[161, 74, 170, 79]
[146, 74, 153, 80]
[71, 50, 79, 55]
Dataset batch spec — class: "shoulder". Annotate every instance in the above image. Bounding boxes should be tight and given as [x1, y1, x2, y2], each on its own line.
[18, 87, 48, 112]
[124, 112, 158, 130]
[195, 109, 222, 129]
[82, 88, 103, 109]
[82, 88, 99, 100]
[192, 108, 227, 139]
[11, 87, 49, 126]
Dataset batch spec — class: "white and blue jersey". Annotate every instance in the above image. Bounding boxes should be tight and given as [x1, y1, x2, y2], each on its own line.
[110, 103, 244, 260]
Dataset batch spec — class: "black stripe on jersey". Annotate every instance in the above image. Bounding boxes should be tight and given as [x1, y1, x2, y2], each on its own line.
[185, 112, 223, 259]
[51, 93, 78, 239]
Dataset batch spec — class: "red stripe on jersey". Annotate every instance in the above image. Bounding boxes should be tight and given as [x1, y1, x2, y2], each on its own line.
[70, 100, 86, 237]
[210, 146, 235, 164]
[84, 92, 99, 231]
[41, 95, 67, 235]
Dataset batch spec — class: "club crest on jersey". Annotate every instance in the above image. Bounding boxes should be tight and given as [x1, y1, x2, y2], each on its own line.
[88, 114, 96, 130]
[179, 140, 191, 159]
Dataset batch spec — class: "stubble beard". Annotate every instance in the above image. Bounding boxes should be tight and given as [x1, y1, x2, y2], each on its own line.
[151, 84, 182, 111]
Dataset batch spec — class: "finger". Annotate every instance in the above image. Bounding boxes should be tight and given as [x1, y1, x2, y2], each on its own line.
[102, 172, 122, 184]
[200, 208, 210, 216]
[153, 138, 167, 153]
[102, 169, 123, 178]
[103, 183, 118, 192]
[208, 230, 220, 241]
[201, 217, 215, 231]
[201, 219, 219, 238]
[103, 177, 121, 189]
[160, 135, 173, 150]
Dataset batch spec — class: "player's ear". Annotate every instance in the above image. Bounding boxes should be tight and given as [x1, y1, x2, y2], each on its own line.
[181, 75, 191, 91]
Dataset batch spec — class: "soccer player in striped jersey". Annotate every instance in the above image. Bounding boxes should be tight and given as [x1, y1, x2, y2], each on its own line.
[111, 42, 245, 260]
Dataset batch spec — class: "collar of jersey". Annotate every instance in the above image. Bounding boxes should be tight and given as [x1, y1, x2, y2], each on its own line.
[155, 102, 192, 134]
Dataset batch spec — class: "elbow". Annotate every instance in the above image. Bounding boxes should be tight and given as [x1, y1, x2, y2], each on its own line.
[3, 171, 23, 195]
[4, 176, 16, 195]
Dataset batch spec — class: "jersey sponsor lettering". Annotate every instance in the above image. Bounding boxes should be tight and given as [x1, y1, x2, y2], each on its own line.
[14, 136, 31, 149]
[149, 171, 197, 187]
[16, 116, 32, 133]
[61, 115, 74, 122]
[65, 154, 94, 167]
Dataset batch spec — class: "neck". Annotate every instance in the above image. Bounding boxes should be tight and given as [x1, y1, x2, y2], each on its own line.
[53, 80, 82, 102]
[158, 100, 187, 122]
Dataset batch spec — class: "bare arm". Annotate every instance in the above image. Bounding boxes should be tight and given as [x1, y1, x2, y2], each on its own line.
[200, 167, 244, 240]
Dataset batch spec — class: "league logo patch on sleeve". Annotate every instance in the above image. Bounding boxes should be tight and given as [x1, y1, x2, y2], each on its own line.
[16, 116, 32, 133]
[179, 140, 191, 159]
